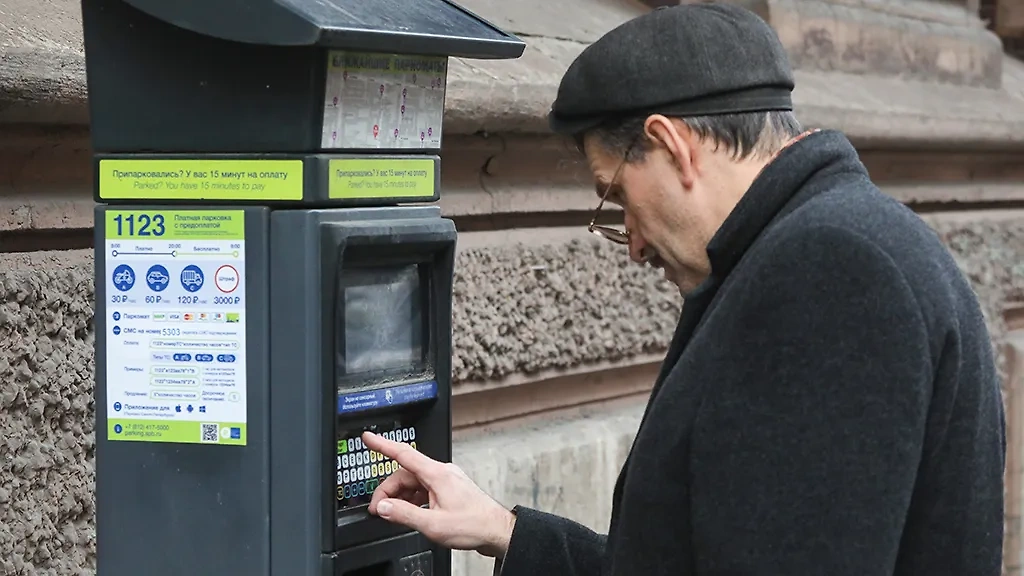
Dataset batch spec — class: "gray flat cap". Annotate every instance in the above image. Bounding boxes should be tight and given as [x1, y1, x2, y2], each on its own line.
[548, 2, 795, 136]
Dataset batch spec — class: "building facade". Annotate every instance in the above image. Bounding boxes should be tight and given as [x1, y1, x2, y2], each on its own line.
[1, 0, 1023, 574]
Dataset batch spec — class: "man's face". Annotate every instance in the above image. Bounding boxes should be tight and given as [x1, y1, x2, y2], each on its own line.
[583, 117, 718, 295]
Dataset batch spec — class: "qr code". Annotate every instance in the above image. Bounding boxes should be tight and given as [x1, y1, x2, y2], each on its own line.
[200, 423, 220, 443]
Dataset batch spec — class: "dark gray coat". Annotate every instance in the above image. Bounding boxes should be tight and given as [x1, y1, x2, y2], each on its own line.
[495, 130, 1005, 576]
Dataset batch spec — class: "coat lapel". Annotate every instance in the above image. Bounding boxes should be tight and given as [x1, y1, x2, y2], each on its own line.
[610, 279, 717, 503]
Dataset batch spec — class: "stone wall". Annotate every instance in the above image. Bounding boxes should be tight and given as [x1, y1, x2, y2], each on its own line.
[452, 239, 681, 382]
[0, 253, 95, 576]
[924, 215, 1024, 384]
[2, 213, 1022, 574]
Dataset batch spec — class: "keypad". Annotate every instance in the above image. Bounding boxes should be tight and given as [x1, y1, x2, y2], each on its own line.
[336, 426, 418, 504]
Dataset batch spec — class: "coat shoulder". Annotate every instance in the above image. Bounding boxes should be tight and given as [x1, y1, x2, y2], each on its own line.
[776, 175, 961, 289]
[767, 173, 986, 343]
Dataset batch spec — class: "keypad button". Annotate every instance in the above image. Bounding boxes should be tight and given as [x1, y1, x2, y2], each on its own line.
[335, 426, 423, 497]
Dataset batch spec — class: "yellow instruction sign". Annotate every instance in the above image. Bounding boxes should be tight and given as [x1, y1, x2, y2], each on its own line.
[328, 158, 435, 199]
[99, 159, 304, 201]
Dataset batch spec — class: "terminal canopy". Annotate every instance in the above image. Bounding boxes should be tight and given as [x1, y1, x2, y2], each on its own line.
[122, 0, 525, 59]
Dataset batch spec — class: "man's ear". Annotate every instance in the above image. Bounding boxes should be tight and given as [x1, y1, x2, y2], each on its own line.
[643, 115, 699, 190]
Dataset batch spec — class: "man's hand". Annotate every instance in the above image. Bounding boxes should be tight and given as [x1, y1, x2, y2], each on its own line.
[361, 431, 517, 558]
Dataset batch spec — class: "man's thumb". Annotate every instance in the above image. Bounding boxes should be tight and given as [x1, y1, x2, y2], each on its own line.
[376, 498, 429, 529]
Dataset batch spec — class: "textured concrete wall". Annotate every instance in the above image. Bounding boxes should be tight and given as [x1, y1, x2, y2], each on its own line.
[0, 252, 95, 576]
[453, 215, 1024, 384]
[1, 215, 1022, 574]
[452, 239, 681, 383]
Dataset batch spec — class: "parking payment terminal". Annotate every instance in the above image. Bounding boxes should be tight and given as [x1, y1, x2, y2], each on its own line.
[82, 1, 524, 575]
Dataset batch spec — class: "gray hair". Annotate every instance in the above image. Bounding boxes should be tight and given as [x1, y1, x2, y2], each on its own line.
[581, 110, 803, 162]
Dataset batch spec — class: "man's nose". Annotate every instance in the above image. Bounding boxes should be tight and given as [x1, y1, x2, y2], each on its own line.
[624, 213, 646, 263]
[628, 239, 649, 263]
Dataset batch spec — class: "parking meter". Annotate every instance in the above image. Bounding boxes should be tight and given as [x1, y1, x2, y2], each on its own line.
[82, 1, 524, 574]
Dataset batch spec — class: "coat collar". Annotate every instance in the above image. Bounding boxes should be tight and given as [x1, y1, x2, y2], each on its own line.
[703, 129, 869, 281]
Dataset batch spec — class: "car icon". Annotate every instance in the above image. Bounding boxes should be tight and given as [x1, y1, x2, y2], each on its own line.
[147, 270, 169, 286]
[114, 269, 134, 286]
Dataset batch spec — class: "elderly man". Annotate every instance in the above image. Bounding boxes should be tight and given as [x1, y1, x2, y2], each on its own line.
[361, 3, 1006, 575]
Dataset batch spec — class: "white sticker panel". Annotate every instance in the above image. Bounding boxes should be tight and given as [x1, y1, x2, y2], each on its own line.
[104, 209, 247, 446]
[321, 51, 447, 149]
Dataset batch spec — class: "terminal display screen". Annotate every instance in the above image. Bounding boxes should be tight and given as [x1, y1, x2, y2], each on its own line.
[339, 264, 425, 376]
[336, 420, 419, 513]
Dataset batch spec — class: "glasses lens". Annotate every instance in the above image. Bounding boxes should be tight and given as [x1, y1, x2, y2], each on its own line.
[590, 225, 629, 245]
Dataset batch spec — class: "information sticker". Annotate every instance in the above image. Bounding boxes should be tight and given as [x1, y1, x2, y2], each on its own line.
[104, 210, 247, 446]
[321, 51, 447, 149]
[98, 159, 303, 201]
[328, 158, 435, 199]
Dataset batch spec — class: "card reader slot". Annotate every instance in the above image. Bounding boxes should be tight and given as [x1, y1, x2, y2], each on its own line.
[325, 531, 435, 576]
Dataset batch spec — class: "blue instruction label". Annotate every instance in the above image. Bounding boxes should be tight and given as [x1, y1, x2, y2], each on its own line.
[338, 381, 438, 414]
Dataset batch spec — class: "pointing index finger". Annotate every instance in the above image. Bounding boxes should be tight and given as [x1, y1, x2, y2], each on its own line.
[361, 431, 439, 484]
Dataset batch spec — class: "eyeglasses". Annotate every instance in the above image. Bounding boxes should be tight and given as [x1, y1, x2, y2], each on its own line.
[587, 138, 637, 246]
[588, 161, 630, 244]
